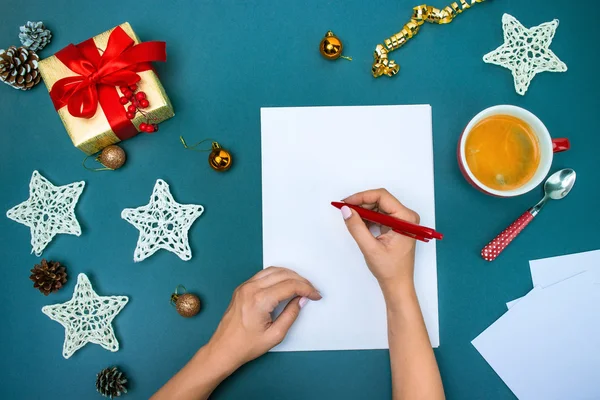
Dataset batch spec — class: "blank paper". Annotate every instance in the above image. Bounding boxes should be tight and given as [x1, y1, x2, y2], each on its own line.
[261, 105, 439, 351]
[507, 249, 600, 308]
[530, 249, 600, 287]
[473, 272, 600, 400]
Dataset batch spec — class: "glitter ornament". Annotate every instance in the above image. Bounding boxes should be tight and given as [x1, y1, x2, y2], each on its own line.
[171, 286, 201, 317]
[83, 145, 127, 171]
[98, 145, 127, 170]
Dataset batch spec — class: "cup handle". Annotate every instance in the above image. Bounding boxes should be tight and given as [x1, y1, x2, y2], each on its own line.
[552, 138, 570, 153]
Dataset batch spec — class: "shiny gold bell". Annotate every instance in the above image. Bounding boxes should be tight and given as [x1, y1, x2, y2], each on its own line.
[319, 31, 352, 61]
[208, 142, 232, 172]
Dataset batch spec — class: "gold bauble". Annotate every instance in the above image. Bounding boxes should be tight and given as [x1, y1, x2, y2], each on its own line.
[171, 293, 201, 318]
[208, 142, 232, 172]
[98, 145, 126, 170]
[319, 31, 343, 60]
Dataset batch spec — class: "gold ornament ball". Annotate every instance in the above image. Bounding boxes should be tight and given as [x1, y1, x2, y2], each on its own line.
[98, 145, 126, 170]
[172, 293, 201, 318]
[208, 142, 232, 172]
[319, 31, 343, 60]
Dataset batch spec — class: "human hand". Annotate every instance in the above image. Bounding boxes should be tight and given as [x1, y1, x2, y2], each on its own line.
[340, 189, 420, 293]
[206, 267, 321, 371]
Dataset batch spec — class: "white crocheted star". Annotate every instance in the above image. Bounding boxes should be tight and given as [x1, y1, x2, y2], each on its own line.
[42, 273, 128, 359]
[121, 179, 204, 262]
[6, 170, 85, 256]
[483, 13, 567, 95]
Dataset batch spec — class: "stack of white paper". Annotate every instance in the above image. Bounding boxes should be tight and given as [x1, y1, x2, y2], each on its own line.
[261, 105, 439, 352]
[472, 250, 600, 400]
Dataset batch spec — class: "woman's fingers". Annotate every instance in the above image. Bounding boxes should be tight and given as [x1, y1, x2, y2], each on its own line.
[248, 267, 321, 312]
[267, 297, 303, 343]
[255, 268, 312, 289]
[343, 188, 420, 223]
[341, 206, 383, 254]
[343, 188, 404, 214]
[264, 279, 321, 306]
[249, 266, 307, 284]
[249, 266, 284, 281]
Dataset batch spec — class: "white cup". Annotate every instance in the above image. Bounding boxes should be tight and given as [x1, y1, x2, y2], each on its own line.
[457, 105, 570, 197]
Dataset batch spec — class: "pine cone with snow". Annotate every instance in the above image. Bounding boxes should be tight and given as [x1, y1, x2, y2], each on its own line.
[19, 21, 52, 52]
[0, 46, 41, 90]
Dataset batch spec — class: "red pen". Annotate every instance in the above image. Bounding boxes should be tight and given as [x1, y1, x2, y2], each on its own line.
[331, 202, 443, 242]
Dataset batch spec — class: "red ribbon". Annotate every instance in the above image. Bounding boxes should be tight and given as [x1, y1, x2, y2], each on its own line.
[49, 26, 166, 140]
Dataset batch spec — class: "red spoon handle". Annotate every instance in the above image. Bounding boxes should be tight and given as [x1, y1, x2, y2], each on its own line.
[481, 211, 534, 262]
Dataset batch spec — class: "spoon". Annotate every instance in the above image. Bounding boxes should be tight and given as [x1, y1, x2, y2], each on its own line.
[481, 168, 577, 262]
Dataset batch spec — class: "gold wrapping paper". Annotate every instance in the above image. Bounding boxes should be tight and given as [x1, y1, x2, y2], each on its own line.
[372, 0, 486, 78]
[39, 22, 174, 154]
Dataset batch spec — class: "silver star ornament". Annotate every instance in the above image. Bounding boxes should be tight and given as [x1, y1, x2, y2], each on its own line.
[121, 179, 204, 262]
[483, 13, 567, 95]
[6, 170, 85, 256]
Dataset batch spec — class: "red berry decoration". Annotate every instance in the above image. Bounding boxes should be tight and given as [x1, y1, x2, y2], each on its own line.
[119, 84, 159, 133]
[144, 124, 158, 133]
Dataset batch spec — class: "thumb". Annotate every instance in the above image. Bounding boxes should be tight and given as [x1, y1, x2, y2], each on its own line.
[269, 297, 304, 342]
[340, 205, 380, 254]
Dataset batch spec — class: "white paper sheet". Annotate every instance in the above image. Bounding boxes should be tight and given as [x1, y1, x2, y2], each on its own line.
[506, 296, 524, 310]
[506, 249, 600, 309]
[473, 272, 600, 400]
[261, 105, 439, 351]
[530, 249, 600, 287]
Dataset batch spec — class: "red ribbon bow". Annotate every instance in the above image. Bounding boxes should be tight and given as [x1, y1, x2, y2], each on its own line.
[49, 26, 166, 140]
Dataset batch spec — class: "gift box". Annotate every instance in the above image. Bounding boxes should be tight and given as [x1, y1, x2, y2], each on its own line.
[39, 22, 174, 155]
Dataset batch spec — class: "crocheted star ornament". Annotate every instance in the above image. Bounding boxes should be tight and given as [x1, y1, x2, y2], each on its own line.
[42, 273, 129, 359]
[6, 170, 85, 256]
[483, 14, 567, 95]
[121, 179, 204, 262]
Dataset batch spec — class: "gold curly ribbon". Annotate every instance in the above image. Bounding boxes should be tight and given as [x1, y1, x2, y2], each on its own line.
[372, 0, 486, 78]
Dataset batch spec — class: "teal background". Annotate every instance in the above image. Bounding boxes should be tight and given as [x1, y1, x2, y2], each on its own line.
[1, 0, 597, 398]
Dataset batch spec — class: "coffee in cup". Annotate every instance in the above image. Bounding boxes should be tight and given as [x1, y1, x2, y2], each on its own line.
[458, 105, 570, 197]
[465, 114, 540, 191]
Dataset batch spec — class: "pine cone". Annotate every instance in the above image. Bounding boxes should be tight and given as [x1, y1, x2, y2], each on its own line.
[19, 21, 52, 52]
[96, 367, 128, 399]
[29, 259, 67, 295]
[0, 46, 41, 90]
